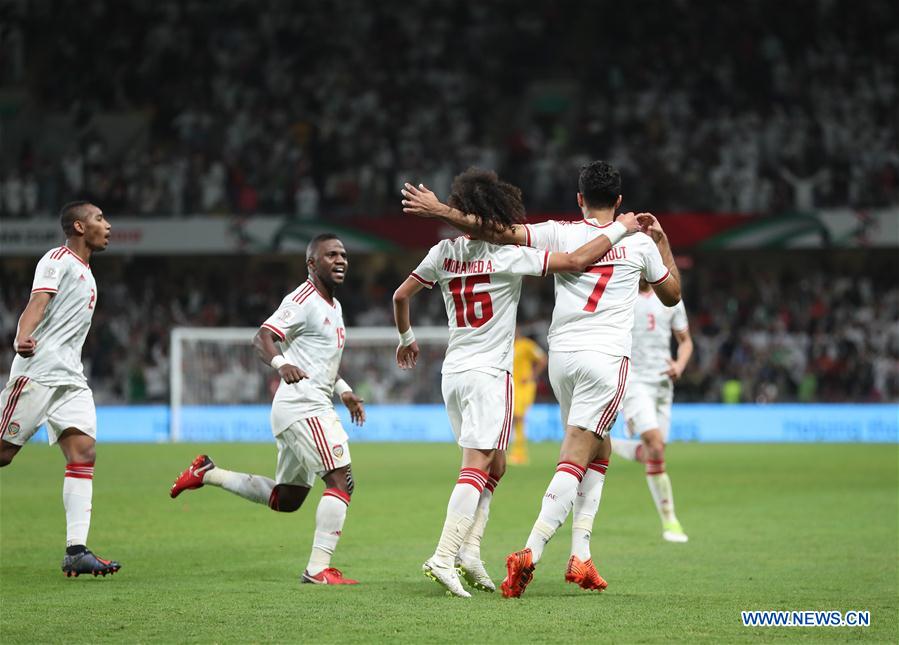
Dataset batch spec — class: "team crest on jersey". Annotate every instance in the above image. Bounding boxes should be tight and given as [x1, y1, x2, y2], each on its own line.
[277, 309, 295, 322]
[332, 444, 344, 458]
[5, 422, 20, 437]
[43, 266, 58, 279]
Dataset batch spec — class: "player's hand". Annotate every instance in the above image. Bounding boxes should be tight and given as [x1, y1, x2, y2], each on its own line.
[616, 211, 641, 233]
[340, 391, 366, 426]
[278, 364, 308, 384]
[401, 183, 448, 219]
[396, 341, 420, 369]
[637, 213, 665, 243]
[661, 358, 683, 380]
[14, 336, 37, 358]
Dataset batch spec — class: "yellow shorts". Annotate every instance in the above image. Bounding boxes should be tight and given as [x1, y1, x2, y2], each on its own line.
[513, 381, 536, 418]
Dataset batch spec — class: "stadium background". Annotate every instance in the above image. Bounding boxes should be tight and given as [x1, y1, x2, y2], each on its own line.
[0, 1, 897, 643]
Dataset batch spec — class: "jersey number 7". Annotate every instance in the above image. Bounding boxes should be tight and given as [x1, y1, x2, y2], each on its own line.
[583, 266, 615, 312]
[448, 275, 493, 328]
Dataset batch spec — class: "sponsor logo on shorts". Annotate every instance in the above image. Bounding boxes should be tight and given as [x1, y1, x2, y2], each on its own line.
[332, 445, 344, 458]
[6, 422, 20, 437]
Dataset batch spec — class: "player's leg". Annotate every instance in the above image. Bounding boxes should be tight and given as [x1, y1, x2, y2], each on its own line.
[301, 412, 357, 585]
[171, 453, 281, 504]
[457, 450, 504, 592]
[0, 375, 37, 466]
[613, 383, 653, 461]
[642, 394, 687, 542]
[50, 387, 120, 577]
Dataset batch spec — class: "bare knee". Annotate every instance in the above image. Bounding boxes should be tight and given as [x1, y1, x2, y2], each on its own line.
[322, 466, 353, 497]
[268, 484, 309, 512]
[490, 456, 506, 481]
[58, 430, 96, 464]
[0, 442, 21, 467]
[643, 438, 665, 462]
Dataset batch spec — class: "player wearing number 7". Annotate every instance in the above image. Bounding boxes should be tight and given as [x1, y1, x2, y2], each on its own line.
[402, 161, 681, 598]
[394, 168, 641, 598]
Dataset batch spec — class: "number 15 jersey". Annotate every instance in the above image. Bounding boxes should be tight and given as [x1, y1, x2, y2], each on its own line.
[410, 238, 550, 375]
[523, 219, 669, 357]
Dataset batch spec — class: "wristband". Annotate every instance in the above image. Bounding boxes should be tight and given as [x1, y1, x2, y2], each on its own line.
[335, 378, 352, 396]
[604, 221, 628, 246]
[399, 327, 416, 347]
[270, 355, 288, 370]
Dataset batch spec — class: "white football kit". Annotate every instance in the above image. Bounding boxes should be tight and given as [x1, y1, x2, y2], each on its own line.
[1, 246, 99, 445]
[411, 237, 550, 449]
[523, 219, 670, 435]
[261, 279, 351, 486]
[622, 291, 689, 441]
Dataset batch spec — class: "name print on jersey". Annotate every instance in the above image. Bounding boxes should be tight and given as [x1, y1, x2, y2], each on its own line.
[441, 258, 496, 274]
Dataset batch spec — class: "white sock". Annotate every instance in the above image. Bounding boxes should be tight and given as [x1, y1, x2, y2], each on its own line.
[306, 488, 350, 575]
[63, 463, 94, 547]
[432, 468, 487, 567]
[525, 462, 586, 563]
[571, 460, 609, 561]
[203, 467, 275, 505]
[646, 460, 677, 523]
[459, 475, 500, 562]
[611, 438, 641, 461]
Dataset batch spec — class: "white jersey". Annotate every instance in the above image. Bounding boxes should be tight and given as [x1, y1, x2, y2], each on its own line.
[410, 237, 550, 374]
[10, 246, 98, 388]
[630, 290, 688, 383]
[524, 218, 669, 357]
[261, 279, 346, 435]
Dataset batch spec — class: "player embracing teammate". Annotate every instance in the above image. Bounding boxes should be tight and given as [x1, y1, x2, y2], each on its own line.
[403, 161, 681, 598]
[395, 168, 641, 597]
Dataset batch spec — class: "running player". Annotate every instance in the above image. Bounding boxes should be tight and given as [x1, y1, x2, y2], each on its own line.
[509, 328, 548, 466]
[170, 234, 366, 585]
[614, 279, 693, 542]
[395, 168, 641, 597]
[402, 160, 681, 598]
[0, 201, 120, 577]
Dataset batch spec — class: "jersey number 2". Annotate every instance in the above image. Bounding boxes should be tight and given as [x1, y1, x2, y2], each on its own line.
[448, 275, 493, 328]
[583, 266, 615, 312]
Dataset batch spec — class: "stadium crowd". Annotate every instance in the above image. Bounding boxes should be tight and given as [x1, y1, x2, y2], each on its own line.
[1, 254, 895, 405]
[1, 0, 897, 218]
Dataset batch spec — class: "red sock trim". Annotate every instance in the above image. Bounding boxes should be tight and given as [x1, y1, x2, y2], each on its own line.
[556, 461, 586, 482]
[485, 476, 501, 493]
[65, 463, 95, 479]
[587, 459, 610, 475]
[645, 459, 665, 475]
[458, 467, 488, 492]
[323, 487, 351, 506]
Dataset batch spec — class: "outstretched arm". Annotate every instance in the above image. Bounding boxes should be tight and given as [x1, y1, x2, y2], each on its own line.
[14, 292, 52, 357]
[637, 214, 681, 306]
[545, 213, 641, 273]
[392, 277, 424, 369]
[402, 183, 527, 245]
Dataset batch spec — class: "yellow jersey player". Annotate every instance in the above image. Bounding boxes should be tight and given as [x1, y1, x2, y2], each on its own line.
[509, 329, 547, 465]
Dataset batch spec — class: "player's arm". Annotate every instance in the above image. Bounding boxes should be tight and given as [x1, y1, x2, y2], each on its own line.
[392, 277, 423, 369]
[14, 291, 53, 357]
[663, 326, 694, 380]
[252, 327, 308, 384]
[637, 213, 681, 306]
[401, 182, 527, 245]
[334, 373, 366, 426]
[545, 212, 641, 273]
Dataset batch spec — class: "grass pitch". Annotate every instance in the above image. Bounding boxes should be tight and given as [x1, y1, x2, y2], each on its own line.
[1, 442, 896, 643]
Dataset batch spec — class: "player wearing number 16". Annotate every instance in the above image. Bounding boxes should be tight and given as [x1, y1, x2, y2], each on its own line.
[402, 161, 682, 598]
[394, 168, 641, 598]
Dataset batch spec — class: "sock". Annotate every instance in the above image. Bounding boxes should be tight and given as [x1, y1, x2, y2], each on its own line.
[611, 438, 643, 461]
[646, 460, 677, 523]
[459, 474, 501, 561]
[571, 459, 609, 561]
[63, 462, 93, 548]
[306, 488, 350, 576]
[203, 467, 275, 505]
[432, 467, 486, 567]
[524, 462, 585, 563]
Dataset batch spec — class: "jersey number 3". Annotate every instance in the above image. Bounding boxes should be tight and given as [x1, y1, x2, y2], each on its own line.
[448, 275, 493, 328]
[583, 266, 615, 312]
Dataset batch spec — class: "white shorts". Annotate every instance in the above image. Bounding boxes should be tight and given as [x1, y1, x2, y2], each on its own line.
[548, 351, 630, 438]
[0, 377, 96, 446]
[274, 411, 351, 488]
[442, 369, 513, 450]
[622, 380, 673, 441]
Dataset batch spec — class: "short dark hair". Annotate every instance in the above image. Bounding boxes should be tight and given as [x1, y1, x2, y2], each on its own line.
[59, 201, 93, 236]
[306, 233, 341, 262]
[447, 167, 525, 234]
[578, 161, 621, 208]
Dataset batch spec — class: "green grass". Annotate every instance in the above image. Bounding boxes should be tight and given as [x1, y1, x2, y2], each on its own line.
[1, 442, 897, 643]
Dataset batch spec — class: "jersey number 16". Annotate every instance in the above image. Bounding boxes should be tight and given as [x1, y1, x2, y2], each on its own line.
[448, 275, 493, 328]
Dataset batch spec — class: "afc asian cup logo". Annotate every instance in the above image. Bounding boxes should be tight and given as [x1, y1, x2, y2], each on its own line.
[6, 422, 20, 437]
[332, 445, 344, 459]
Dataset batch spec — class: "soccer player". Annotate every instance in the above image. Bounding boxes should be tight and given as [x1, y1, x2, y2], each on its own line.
[402, 161, 681, 598]
[395, 168, 641, 597]
[170, 234, 366, 586]
[614, 279, 693, 543]
[0, 201, 121, 577]
[509, 328, 548, 466]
